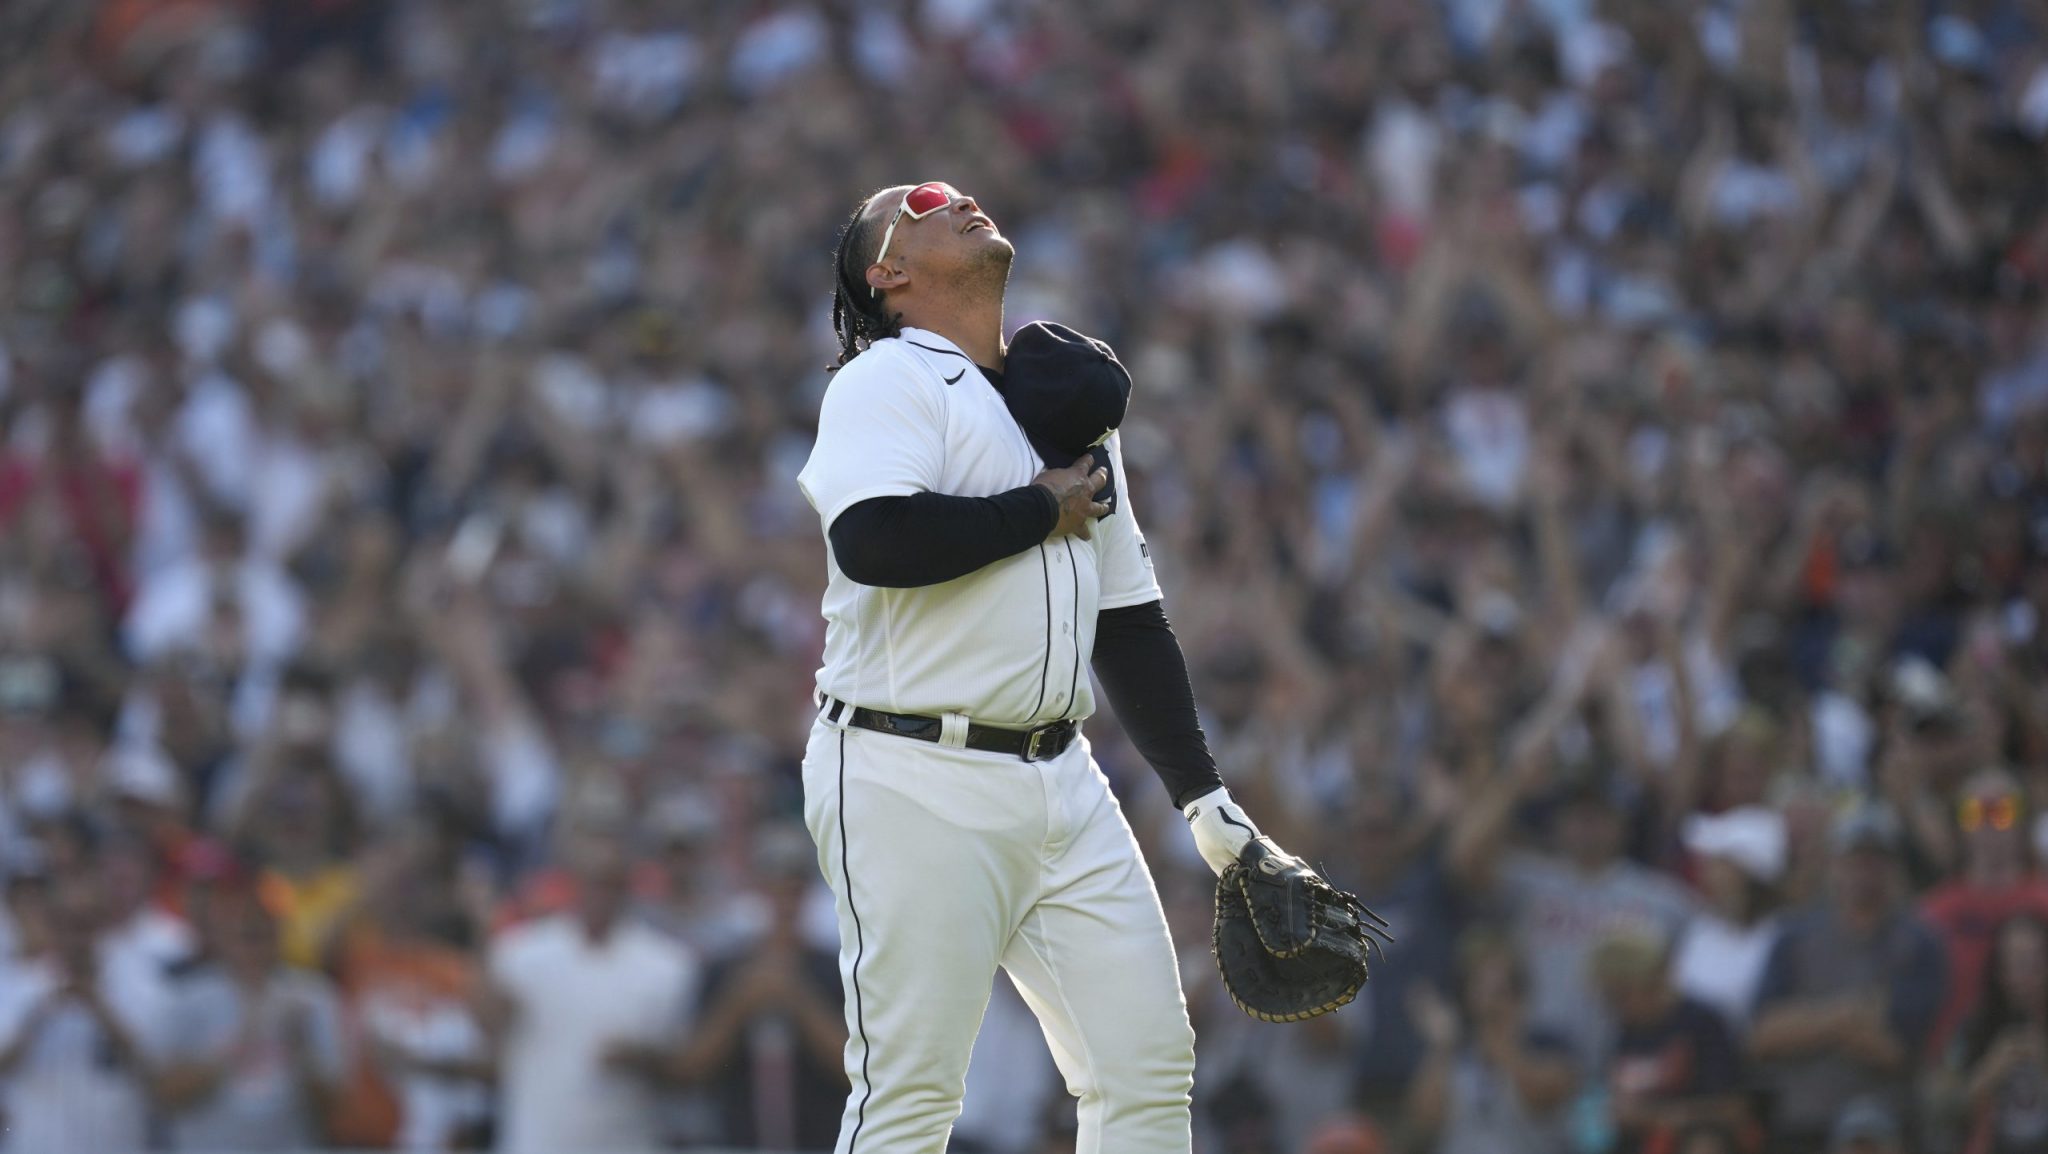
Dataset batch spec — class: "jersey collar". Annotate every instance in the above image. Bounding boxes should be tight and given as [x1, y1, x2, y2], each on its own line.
[897, 326, 974, 365]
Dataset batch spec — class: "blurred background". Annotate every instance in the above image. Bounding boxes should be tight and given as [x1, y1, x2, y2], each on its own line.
[1, 0, 2046, 1152]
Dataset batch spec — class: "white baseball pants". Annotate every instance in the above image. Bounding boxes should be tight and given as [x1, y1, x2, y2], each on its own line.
[801, 715, 1196, 1154]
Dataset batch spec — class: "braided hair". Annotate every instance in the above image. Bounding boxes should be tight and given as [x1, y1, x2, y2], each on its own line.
[829, 191, 905, 370]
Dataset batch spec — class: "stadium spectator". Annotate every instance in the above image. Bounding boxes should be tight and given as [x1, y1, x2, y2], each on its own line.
[0, 383, 139, 613]
[95, 819, 196, 980]
[0, 874, 156, 1154]
[1672, 805, 1788, 1033]
[1923, 768, 2048, 1051]
[124, 508, 306, 673]
[1451, 750, 1696, 1074]
[0, 0, 2043, 1148]
[1339, 781, 1467, 1114]
[152, 885, 348, 1151]
[1405, 929, 1577, 1154]
[627, 823, 844, 1151]
[482, 833, 698, 1154]
[233, 743, 366, 971]
[329, 804, 492, 1150]
[1595, 930, 1751, 1154]
[1751, 802, 1948, 1153]
[635, 788, 759, 960]
[1949, 913, 2048, 1154]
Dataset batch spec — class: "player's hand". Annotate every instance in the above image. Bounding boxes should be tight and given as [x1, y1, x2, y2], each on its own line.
[1183, 786, 1262, 876]
[1034, 456, 1110, 541]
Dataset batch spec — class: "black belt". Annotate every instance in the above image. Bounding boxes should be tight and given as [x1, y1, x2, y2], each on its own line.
[820, 697, 1078, 762]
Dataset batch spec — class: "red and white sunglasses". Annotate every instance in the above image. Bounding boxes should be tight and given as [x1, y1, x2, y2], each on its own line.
[871, 182, 957, 298]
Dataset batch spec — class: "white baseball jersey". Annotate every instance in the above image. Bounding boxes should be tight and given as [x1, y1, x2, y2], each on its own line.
[797, 326, 1160, 725]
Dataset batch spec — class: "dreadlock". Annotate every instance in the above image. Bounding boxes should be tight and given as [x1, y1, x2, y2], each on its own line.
[829, 191, 905, 371]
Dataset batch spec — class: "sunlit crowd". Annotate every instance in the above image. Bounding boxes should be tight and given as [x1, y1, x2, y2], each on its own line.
[1, 0, 2046, 1152]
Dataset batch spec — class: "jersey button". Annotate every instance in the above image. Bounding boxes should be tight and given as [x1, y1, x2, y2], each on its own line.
[1061, 624, 1071, 636]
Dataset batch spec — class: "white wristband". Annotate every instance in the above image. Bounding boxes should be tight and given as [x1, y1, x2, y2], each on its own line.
[1183, 786, 1261, 876]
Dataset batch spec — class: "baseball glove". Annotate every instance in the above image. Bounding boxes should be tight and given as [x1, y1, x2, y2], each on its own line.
[1213, 839, 1393, 1023]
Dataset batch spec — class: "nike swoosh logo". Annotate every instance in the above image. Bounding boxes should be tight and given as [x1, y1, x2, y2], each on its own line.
[943, 369, 965, 385]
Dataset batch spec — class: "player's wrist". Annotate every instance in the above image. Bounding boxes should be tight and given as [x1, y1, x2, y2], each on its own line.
[1025, 480, 1061, 524]
[1184, 786, 1260, 876]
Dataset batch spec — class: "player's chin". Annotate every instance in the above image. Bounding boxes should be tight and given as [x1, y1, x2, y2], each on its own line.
[962, 235, 1014, 273]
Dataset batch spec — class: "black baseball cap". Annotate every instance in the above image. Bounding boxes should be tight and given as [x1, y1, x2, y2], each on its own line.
[1001, 321, 1131, 468]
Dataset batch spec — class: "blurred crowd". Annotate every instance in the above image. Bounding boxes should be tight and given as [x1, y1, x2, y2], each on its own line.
[1, 0, 2047, 1152]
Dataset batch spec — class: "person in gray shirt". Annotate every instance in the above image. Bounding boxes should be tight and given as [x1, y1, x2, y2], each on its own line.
[150, 884, 348, 1152]
[1406, 929, 1578, 1154]
[1451, 757, 1696, 1076]
[1749, 804, 1946, 1154]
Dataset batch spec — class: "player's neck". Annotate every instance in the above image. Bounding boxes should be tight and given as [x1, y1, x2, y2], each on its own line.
[899, 297, 1006, 370]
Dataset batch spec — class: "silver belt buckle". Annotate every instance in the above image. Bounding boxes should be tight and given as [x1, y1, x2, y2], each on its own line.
[1022, 726, 1049, 762]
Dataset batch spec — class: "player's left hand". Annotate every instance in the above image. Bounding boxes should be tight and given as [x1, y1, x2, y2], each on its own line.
[1212, 838, 1394, 1023]
[1183, 786, 1260, 875]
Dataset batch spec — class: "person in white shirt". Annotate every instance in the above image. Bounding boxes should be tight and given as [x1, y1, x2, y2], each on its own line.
[0, 875, 157, 1154]
[152, 889, 348, 1152]
[796, 182, 1312, 1153]
[1672, 806, 1788, 1033]
[123, 509, 306, 670]
[96, 825, 197, 1042]
[481, 835, 699, 1154]
[611, 824, 847, 1151]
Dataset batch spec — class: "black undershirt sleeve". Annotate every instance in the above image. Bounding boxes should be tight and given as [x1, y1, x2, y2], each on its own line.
[828, 486, 1059, 588]
[1091, 599, 1224, 808]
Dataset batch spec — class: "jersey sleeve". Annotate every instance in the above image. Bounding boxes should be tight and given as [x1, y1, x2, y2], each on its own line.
[1093, 433, 1162, 610]
[798, 351, 949, 531]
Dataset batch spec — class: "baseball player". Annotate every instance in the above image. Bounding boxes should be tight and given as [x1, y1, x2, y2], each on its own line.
[796, 182, 1290, 1154]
